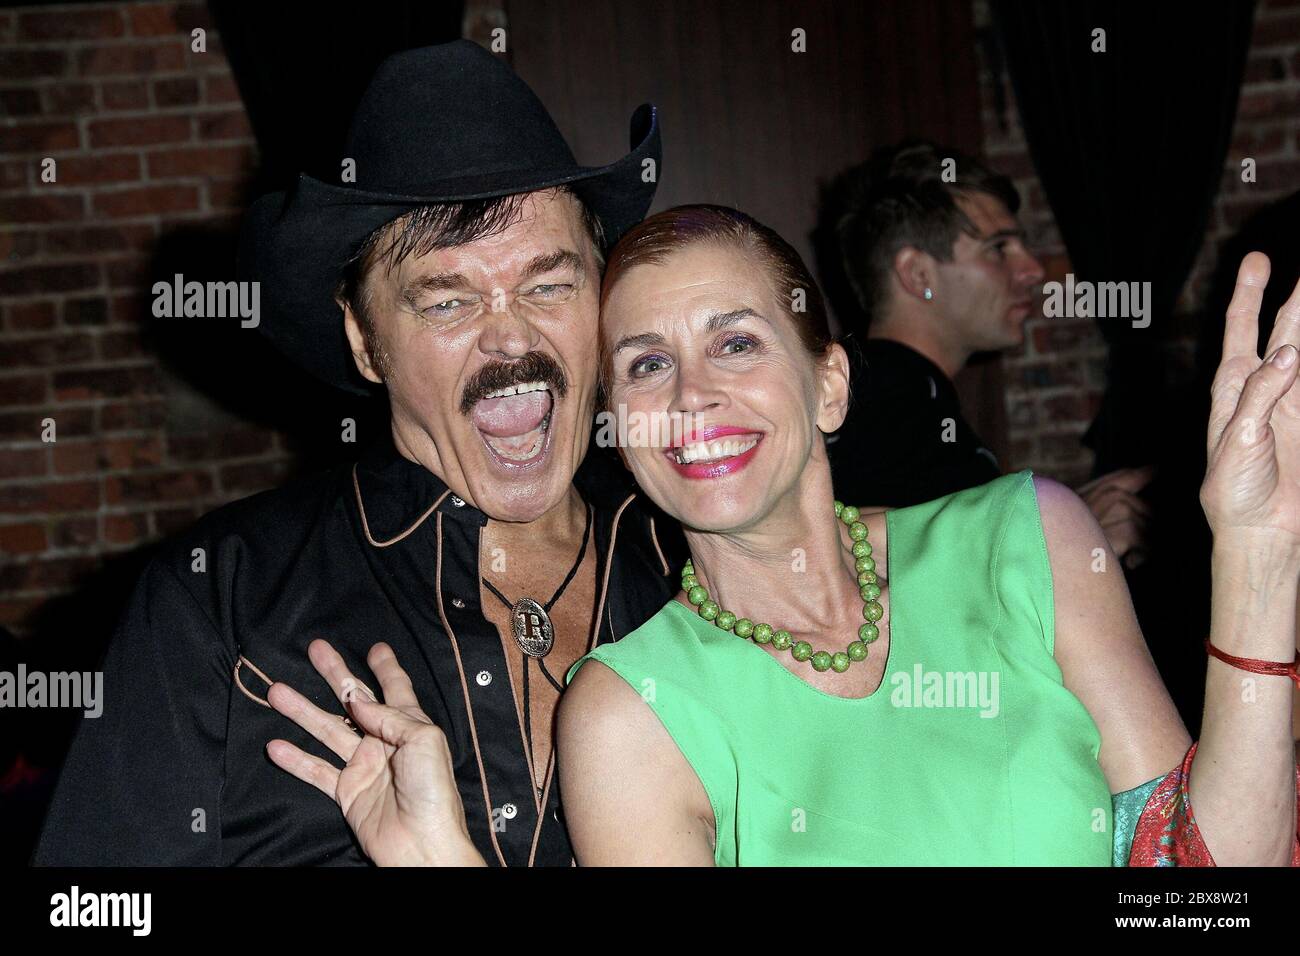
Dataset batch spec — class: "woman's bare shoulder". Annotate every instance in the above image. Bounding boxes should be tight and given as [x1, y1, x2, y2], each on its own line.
[559, 657, 652, 746]
[557, 658, 716, 864]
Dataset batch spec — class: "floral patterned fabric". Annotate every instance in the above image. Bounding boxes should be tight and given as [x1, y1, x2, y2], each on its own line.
[1127, 741, 1300, 866]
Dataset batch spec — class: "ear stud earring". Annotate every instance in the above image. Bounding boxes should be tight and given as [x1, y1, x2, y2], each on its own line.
[923, 288, 934, 301]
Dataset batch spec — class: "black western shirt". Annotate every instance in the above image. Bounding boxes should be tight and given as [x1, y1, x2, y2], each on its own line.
[34, 433, 682, 866]
[829, 338, 1002, 507]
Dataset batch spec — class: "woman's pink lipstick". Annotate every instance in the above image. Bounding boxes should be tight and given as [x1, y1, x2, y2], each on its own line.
[665, 426, 764, 480]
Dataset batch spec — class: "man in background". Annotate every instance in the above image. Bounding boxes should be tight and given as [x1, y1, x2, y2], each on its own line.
[822, 141, 1152, 565]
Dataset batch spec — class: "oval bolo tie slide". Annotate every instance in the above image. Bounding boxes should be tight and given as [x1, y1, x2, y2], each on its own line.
[512, 598, 555, 658]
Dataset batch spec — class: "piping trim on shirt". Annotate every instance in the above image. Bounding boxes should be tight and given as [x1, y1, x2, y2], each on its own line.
[528, 749, 557, 867]
[234, 655, 272, 708]
[648, 514, 669, 576]
[435, 511, 510, 867]
[352, 463, 449, 547]
[587, 493, 635, 654]
[234, 654, 363, 734]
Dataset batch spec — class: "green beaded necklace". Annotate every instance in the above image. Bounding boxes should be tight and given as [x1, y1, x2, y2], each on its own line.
[683, 501, 883, 673]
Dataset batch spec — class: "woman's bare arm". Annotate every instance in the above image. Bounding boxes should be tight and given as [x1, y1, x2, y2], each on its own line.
[1046, 469, 1298, 866]
[1037, 476, 1192, 794]
[556, 660, 716, 866]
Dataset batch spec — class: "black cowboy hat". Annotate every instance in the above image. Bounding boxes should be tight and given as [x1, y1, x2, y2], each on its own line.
[238, 40, 661, 395]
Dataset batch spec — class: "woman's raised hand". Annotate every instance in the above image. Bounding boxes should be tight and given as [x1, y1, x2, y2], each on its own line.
[1201, 252, 1300, 551]
[266, 639, 484, 866]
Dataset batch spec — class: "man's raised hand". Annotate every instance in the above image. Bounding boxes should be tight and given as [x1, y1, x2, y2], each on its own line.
[266, 639, 485, 866]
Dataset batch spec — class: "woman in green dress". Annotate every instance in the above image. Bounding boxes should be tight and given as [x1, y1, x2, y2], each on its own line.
[267, 205, 1299, 866]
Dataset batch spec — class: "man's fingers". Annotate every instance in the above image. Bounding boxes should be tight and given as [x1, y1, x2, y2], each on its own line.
[1111, 465, 1156, 492]
[1099, 517, 1147, 559]
[1222, 252, 1270, 363]
[1077, 466, 1155, 499]
[1085, 486, 1152, 521]
[1099, 513, 1147, 539]
[1107, 489, 1151, 518]
[266, 739, 342, 801]
[266, 681, 361, 763]
[349, 697, 443, 750]
[367, 642, 420, 709]
[308, 639, 378, 707]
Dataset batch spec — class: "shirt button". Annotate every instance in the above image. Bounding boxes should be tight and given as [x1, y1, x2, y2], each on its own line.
[450, 495, 465, 507]
[502, 803, 518, 820]
[475, 670, 492, 686]
[451, 597, 465, 609]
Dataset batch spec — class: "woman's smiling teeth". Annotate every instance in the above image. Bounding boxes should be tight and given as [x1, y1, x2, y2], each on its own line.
[673, 435, 760, 465]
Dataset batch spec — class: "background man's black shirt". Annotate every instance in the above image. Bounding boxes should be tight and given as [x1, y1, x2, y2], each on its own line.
[33, 433, 681, 867]
[829, 338, 1002, 507]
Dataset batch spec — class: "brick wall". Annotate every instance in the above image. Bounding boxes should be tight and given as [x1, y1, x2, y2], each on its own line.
[975, 0, 1300, 485]
[0, 2, 291, 637]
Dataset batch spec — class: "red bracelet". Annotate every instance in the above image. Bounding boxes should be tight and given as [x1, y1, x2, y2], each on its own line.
[1204, 637, 1300, 688]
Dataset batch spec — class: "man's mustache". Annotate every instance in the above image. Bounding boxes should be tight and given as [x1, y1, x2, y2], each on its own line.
[459, 352, 569, 415]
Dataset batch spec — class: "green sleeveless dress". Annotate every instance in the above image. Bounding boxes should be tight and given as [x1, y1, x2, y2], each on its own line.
[566, 470, 1127, 866]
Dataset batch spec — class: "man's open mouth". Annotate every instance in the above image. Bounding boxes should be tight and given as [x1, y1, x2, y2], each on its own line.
[470, 380, 555, 466]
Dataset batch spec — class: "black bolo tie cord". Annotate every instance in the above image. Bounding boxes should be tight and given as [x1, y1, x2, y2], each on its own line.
[482, 503, 592, 769]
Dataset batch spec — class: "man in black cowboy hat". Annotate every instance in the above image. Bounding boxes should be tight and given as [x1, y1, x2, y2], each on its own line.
[34, 41, 679, 867]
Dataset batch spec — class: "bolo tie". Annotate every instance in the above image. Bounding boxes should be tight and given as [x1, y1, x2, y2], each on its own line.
[482, 503, 592, 774]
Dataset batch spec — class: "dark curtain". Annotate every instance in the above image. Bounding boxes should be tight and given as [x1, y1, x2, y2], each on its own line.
[209, 0, 466, 194]
[990, 0, 1255, 474]
[144, 2, 468, 472]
